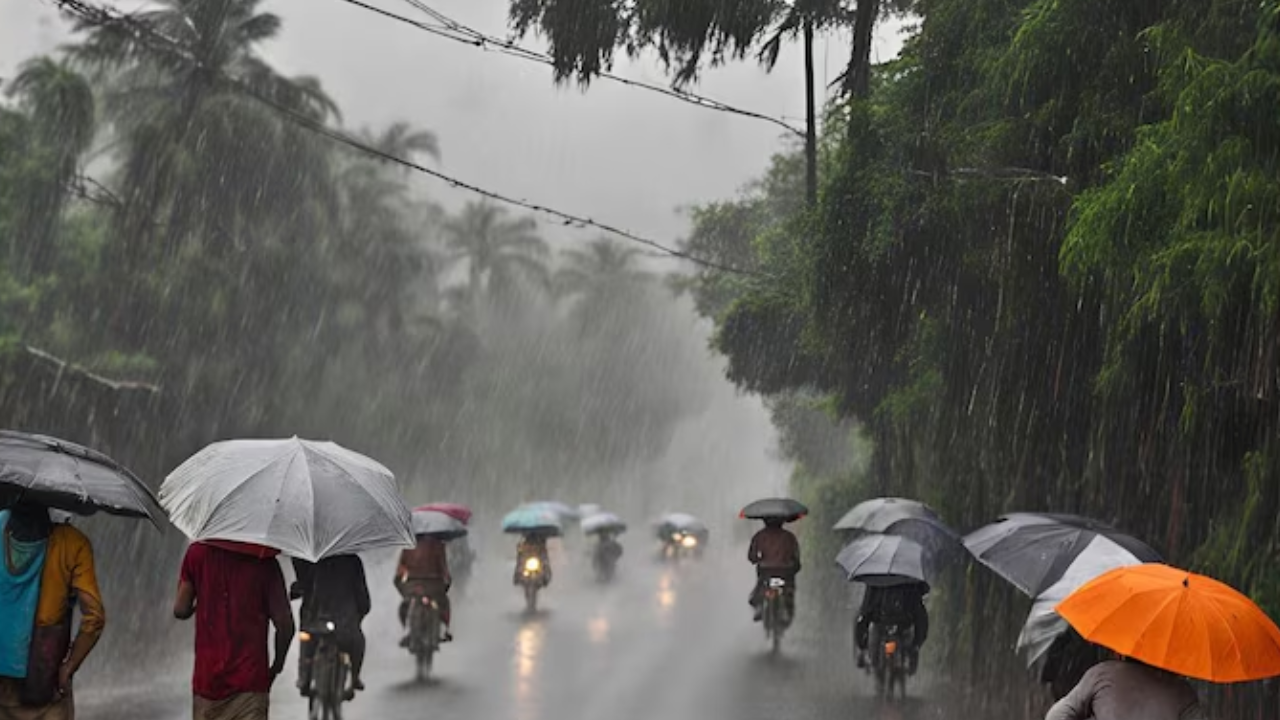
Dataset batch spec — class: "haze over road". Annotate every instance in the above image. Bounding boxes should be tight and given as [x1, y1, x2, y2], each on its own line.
[81, 539, 946, 720]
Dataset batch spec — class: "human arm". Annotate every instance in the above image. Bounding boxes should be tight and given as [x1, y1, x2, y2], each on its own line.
[1043, 668, 1097, 720]
[174, 545, 199, 620]
[911, 595, 929, 648]
[747, 532, 760, 564]
[59, 531, 105, 691]
[267, 561, 295, 679]
[354, 558, 372, 618]
[788, 532, 802, 572]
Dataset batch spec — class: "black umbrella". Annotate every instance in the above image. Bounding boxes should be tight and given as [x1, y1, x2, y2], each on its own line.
[0, 430, 162, 524]
[963, 512, 1160, 597]
[835, 534, 932, 588]
[739, 497, 808, 522]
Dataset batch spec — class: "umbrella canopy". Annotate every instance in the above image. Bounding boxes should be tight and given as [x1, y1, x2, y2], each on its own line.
[160, 437, 414, 562]
[411, 509, 468, 541]
[525, 501, 580, 520]
[0, 430, 162, 524]
[739, 497, 808, 521]
[578, 503, 602, 518]
[835, 534, 931, 587]
[1057, 564, 1280, 683]
[963, 513, 1160, 597]
[655, 512, 708, 536]
[415, 502, 471, 525]
[501, 505, 563, 536]
[833, 497, 938, 532]
[1016, 534, 1154, 668]
[581, 512, 627, 535]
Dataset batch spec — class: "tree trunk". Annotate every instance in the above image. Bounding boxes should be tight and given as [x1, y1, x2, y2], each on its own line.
[803, 18, 818, 207]
[844, 0, 880, 99]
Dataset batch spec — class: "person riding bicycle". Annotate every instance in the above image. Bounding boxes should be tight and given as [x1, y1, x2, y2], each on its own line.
[513, 533, 551, 586]
[396, 534, 453, 644]
[747, 518, 801, 621]
[292, 555, 370, 696]
[855, 581, 929, 674]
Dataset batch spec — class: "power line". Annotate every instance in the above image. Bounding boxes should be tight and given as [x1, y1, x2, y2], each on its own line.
[50, 0, 762, 277]
[330, 0, 804, 138]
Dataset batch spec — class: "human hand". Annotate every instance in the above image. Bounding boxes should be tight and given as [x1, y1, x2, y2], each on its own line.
[57, 662, 74, 696]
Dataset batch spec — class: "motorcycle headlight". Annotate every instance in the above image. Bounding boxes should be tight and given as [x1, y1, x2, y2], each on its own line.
[298, 631, 312, 642]
[671, 533, 681, 542]
[325, 621, 336, 631]
[524, 557, 541, 572]
[681, 535, 698, 548]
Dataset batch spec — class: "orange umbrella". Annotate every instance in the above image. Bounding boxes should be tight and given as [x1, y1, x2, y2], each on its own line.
[1056, 563, 1280, 682]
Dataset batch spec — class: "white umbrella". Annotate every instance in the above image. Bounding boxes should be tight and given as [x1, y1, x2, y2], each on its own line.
[582, 512, 627, 535]
[1016, 534, 1151, 668]
[160, 437, 414, 562]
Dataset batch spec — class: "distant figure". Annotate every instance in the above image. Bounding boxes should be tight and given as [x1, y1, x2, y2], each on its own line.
[174, 541, 294, 720]
[855, 582, 929, 674]
[292, 555, 371, 695]
[396, 535, 453, 642]
[445, 535, 475, 594]
[0, 505, 104, 720]
[592, 532, 624, 580]
[1045, 659, 1207, 720]
[514, 534, 552, 587]
[747, 518, 801, 621]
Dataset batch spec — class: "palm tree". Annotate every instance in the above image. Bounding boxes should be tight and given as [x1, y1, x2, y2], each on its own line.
[554, 238, 653, 334]
[359, 121, 440, 164]
[555, 238, 651, 298]
[5, 56, 96, 276]
[71, 0, 338, 271]
[442, 201, 550, 309]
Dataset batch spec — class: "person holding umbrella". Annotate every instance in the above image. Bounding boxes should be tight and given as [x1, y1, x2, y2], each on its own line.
[292, 555, 371, 696]
[161, 438, 416, 719]
[0, 431, 161, 720]
[741, 498, 807, 622]
[1045, 563, 1280, 719]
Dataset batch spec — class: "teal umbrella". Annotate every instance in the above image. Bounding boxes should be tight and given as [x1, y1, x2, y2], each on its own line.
[502, 505, 563, 536]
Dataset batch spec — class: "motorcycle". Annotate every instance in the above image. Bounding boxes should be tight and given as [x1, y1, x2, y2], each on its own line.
[519, 555, 547, 612]
[404, 591, 441, 681]
[662, 530, 701, 561]
[871, 623, 911, 700]
[301, 621, 351, 720]
[761, 576, 794, 653]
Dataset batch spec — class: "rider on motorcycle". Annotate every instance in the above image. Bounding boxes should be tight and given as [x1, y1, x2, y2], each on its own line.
[513, 533, 552, 586]
[747, 518, 801, 621]
[292, 555, 371, 695]
[446, 535, 475, 591]
[396, 534, 453, 643]
[855, 581, 929, 673]
[593, 531, 623, 573]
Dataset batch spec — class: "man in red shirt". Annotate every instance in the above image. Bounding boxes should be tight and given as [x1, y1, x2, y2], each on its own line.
[174, 541, 295, 720]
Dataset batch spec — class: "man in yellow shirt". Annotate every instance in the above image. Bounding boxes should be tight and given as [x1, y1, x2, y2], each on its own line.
[0, 508, 104, 720]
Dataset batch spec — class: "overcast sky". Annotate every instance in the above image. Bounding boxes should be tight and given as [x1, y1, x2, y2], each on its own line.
[1, 0, 904, 259]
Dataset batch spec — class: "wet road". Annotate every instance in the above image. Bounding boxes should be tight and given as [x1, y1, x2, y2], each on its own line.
[82, 541, 947, 720]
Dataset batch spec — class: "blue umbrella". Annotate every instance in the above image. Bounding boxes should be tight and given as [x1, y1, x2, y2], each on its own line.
[525, 501, 581, 521]
[502, 505, 563, 536]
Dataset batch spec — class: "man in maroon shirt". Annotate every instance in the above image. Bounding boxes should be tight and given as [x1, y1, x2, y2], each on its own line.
[747, 518, 802, 621]
[174, 541, 295, 720]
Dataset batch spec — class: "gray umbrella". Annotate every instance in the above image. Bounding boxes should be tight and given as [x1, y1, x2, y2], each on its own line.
[963, 513, 1160, 597]
[835, 534, 932, 587]
[832, 497, 962, 557]
[740, 497, 808, 521]
[411, 509, 469, 541]
[833, 497, 938, 532]
[0, 430, 162, 524]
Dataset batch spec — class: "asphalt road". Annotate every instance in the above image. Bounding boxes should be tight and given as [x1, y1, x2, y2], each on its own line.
[80, 539, 950, 720]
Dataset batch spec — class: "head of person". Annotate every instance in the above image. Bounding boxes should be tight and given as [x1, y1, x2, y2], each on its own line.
[763, 518, 784, 529]
[6, 501, 52, 541]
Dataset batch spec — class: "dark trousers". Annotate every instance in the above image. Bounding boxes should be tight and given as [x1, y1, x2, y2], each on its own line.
[299, 620, 366, 682]
[749, 567, 797, 610]
[398, 578, 451, 626]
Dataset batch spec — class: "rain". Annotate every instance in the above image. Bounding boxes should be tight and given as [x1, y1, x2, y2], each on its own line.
[1, 1, 1279, 720]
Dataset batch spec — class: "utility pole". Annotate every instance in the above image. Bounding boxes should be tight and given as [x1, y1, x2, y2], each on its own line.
[803, 17, 818, 207]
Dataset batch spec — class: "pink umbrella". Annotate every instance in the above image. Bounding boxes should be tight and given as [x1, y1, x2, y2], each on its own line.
[415, 502, 472, 525]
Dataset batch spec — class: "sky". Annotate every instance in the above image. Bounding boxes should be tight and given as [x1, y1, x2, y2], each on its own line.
[0, 0, 905, 260]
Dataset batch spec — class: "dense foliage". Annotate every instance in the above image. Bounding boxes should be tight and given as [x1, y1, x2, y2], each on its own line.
[665, 0, 1280, 715]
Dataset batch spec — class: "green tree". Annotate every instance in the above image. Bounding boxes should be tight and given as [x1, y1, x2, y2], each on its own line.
[443, 201, 550, 310]
[3, 57, 96, 278]
[554, 237, 653, 334]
